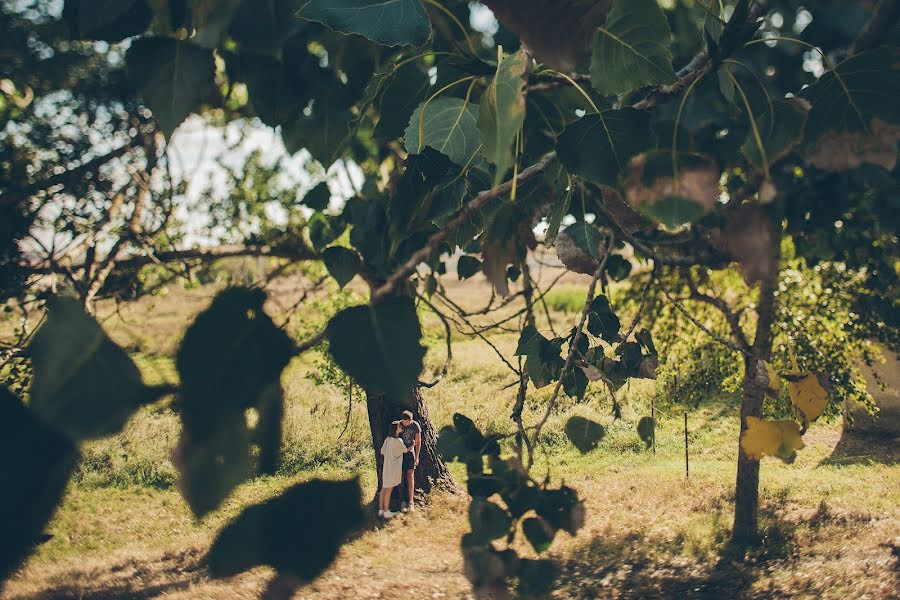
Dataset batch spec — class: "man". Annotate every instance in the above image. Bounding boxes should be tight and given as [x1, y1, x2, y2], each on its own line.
[398, 409, 422, 512]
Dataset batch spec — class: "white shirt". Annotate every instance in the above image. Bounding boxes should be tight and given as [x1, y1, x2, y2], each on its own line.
[380, 437, 407, 489]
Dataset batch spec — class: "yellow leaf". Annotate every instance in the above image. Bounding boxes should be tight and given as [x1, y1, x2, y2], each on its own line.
[789, 374, 828, 422]
[741, 417, 805, 463]
[764, 361, 781, 393]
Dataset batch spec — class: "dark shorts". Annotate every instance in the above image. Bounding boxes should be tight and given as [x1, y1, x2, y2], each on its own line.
[402, 452, 415, 472]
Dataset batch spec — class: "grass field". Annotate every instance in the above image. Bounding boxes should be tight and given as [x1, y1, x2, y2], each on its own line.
[2, 266, 898, 599]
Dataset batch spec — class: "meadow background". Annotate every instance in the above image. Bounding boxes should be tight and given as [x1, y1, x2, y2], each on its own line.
[1, 260, 897, 599]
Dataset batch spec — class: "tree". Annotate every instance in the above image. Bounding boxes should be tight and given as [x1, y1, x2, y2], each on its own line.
[1, 0, 898, 594]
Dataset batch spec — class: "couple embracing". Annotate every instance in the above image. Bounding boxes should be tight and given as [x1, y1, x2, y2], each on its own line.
[378, 410, 421, 520]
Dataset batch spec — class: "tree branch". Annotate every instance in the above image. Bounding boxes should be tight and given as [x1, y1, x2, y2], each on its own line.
[851, 0, 900, 54]
[529, 234, 616, 461]
[1, 143, 135, 205]
[370, 151, 558, 304]
[658, 280, 752, 357]
[27, 244, 319, 275]
[684, 268, 752, 352]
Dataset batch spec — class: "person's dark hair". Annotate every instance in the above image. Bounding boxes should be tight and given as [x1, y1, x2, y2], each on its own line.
[388, 420, 401, 436]
[401, 410, 414, 420]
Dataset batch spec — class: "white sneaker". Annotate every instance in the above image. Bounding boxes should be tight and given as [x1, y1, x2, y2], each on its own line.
[378, 510, 385, 518]
[383, 510, 398, 519]
[407, 501, 415, 512]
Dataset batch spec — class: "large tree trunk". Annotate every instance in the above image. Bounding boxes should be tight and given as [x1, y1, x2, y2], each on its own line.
[732, 217, 782, 544]
[367, 387, 454, 510]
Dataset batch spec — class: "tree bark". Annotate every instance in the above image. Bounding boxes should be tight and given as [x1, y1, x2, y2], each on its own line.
[366, 387, 454, 510]
[732, 216, 782, 544]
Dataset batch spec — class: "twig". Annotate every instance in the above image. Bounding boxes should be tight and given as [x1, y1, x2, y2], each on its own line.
[371, 152, 558, 303]
[529, 234, 616, 459]
[434, 292, 521, 376]
[851, 0, 900, 54]
[658, 281, 752, 357]
[683, 268, 752, 351]
[416, 295, 454, 388]
[620, 269, 657, 342]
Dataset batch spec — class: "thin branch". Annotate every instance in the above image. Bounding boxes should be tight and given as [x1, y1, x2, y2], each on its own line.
[529, 234, 616, 460]
[683, 268, 752, 351]
[371, 151, 558, 303]
[851, 0, 900, 54]
[434, 292, 521, 376]
[658, 281, 752, 357]
[1, 143, 135, 205]
[620, 269, 657, 342]
[416, 295, 454, 388]
[27, 244, 320, 275]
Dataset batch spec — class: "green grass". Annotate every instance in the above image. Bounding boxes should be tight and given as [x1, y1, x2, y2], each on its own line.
[3, 277, 899, 599]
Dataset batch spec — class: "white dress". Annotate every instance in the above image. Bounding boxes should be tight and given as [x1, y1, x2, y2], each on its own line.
[380, 437, 406, 489]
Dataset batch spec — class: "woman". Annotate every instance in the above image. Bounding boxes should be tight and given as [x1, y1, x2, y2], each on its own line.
[378, 421, 413, 519]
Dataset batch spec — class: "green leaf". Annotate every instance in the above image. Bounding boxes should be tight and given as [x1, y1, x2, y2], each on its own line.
[175, 287, 294, 516]
[477, 49, 529, 184]
[468, 499, 513, 544]
[373, 64, 432, 140]
[515, 324, 546, 357]
[29, 297, 154, 441]
[298, 0, 431, 47]
[226, 52, 307, 127]
[0, 387, 77, 580]
[126, 37, 215, 137]
[192, 0, 243, 48]
[405, 97, 481, 166]
[522, 517, 557, 554]
[309, 212, 347, 252]
[623, 152, 721, 228]
[802, 48, 900, 171]
[322, 246, 362, 289]
[282, 110, 353, 165]
[563, 366, 589, 400]
[525, 337, 565, 388]
[590, 0, 676, 96]
[557, 108, 656, 186]
[741, 99, 810, 171]
[456, 255, 482, 280]
[555, 220, 606, 275]
[565, 416, 606, 453]
[606, 254, 632, 282]
[228, 0, 305, 56]
[326, 297, 426, 400]
[586, 295, 620, 343]
[637, 416, 655, 448]
[208, 478, 365, 580]
[63, 0, 153, 41]
[302, 182, 331, 211]
[544, 182, 573, 246]
[802, 47, 900, 143]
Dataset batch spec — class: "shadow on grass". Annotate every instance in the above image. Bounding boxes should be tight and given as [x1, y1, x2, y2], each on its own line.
[820, 431, 900, 467]
[553, 501, 801, 599]
[6, 548, 206, 600]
